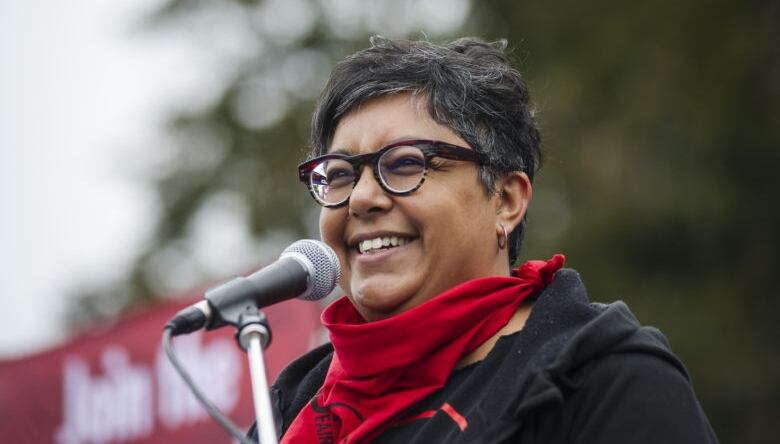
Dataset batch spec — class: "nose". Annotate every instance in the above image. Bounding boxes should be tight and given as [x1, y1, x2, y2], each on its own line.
[348, 165, 392, 217]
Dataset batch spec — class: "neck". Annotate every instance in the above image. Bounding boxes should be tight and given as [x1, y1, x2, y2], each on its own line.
[455, 299, 534, 369]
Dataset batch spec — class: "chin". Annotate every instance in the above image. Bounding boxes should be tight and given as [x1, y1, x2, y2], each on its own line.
[350, 283, 413, 321]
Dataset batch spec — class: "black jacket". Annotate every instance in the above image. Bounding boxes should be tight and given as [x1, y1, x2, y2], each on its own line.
[254, 269, 718, 443]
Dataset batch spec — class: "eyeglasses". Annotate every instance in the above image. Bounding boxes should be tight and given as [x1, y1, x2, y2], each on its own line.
[298, 139, 488, 208]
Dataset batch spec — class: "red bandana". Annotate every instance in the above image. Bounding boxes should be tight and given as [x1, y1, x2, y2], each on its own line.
[282, 255, 565, 444]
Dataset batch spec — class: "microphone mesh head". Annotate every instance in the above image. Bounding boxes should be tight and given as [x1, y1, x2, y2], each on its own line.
[282, 240, 341, 301]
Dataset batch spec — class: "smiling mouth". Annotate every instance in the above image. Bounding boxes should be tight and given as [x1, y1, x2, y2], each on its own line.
[356, 236, 416, 255]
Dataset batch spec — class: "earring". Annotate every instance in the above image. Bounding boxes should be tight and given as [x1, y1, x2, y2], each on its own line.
[497, 223, 508, 250]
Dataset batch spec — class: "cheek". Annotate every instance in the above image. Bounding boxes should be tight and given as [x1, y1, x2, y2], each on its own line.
[423, 185, 491, 230]
[423, 189, 496, 255]
[319, 209, 351, 277]
[319, 208, 343, 242]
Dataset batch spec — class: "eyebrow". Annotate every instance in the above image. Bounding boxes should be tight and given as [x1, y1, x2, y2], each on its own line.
[327, 136, 423, 156]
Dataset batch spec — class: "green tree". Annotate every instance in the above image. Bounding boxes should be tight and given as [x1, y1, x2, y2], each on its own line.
[470, 1, 779, 441]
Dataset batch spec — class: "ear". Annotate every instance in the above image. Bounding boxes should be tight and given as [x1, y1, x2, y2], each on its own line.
[494, 171, 532, 232]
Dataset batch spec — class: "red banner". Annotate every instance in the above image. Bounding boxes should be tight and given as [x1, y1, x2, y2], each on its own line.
[0, 297, 323, 443]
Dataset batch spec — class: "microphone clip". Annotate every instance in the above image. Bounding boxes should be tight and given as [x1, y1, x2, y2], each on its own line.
[236, 305, 272, 351]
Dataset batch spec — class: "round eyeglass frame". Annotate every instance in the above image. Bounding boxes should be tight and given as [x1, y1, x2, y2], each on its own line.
[298, 139, 488, 208]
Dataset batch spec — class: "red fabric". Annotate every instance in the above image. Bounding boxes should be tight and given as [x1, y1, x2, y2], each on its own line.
[282, 254, 565, 444]
[0, 297, 322, 444]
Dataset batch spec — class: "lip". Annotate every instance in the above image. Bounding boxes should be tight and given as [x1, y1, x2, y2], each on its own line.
[352, 238, 416, 266]
[345, 230, 420, 269]
[346, 230, 418, 249]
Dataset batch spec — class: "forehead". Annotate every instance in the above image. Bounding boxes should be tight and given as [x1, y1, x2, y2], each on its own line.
[328, 94, 467, 155]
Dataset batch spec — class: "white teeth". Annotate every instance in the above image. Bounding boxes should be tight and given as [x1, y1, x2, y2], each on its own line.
[357, 236, 413, 254]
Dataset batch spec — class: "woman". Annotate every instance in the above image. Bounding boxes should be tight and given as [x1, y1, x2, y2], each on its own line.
[255, 37, 718, 443]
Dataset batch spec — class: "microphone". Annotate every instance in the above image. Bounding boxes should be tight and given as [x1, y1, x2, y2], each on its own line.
[165, 239, 340, 336]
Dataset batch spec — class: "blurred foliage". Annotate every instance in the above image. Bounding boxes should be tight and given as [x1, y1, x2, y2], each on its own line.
[468, 2, 779, 442]
[70, 0, 779, 442]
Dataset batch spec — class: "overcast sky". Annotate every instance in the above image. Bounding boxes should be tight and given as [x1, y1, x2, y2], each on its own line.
[0, 0, 207, 358]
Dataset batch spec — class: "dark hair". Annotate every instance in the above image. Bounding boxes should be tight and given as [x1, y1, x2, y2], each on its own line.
[311, 36, 542, 264]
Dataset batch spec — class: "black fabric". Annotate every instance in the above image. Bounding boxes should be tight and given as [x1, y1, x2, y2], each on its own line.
[252, 269, 718, 443]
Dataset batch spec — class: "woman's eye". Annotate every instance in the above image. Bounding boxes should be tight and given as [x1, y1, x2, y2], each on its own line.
[326, 168, 354, 184]
[387, 156, 424, 170]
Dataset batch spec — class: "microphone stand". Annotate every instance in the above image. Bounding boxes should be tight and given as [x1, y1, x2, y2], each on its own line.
[237, 307, 278, 444]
